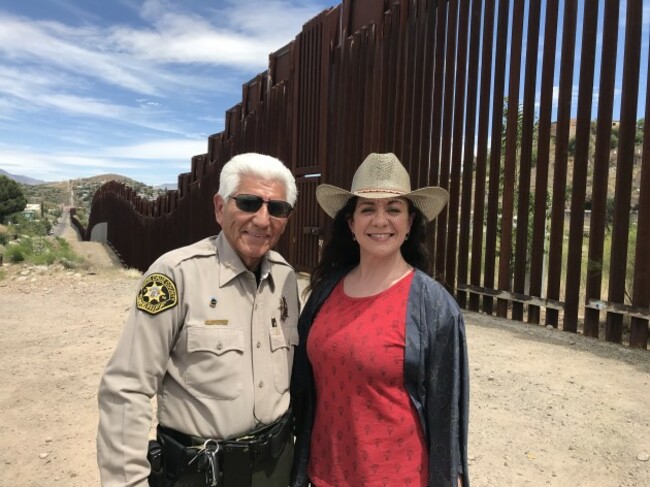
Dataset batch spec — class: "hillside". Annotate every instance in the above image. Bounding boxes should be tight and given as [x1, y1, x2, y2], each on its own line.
[20, 174, 170, 223]
[0, 168, 45, 185]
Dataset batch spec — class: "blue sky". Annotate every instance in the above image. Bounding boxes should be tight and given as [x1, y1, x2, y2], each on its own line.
[0, 0, 333, 185]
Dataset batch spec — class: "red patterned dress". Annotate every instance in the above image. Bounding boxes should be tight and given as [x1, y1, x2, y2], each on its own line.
[306, 271, 428, 486]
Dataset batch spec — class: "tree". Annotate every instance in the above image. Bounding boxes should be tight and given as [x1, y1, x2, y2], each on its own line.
[0, 176, 27, 223]
[635, 118, 644, 146]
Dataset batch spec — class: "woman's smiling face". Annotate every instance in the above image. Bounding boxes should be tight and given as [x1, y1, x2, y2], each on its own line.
[348, 197, 414, 260]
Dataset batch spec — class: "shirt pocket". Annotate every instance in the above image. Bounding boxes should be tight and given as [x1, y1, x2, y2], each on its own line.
[185, 326, 245, 399]
[269, 326, 299, 393]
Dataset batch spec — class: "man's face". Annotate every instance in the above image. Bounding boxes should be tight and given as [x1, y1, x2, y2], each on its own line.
[213, 174, 290, 270]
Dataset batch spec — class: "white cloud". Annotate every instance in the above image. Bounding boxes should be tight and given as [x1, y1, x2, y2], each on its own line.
[0, 14, 159, 94]
[109, 0, 329, 69]
[108, 26, 269, 69]
[0, 137, 207, 184]
[0, 65, 207, 136]
[220, 0, 330, 41]
[0, 1, 329, 98]
[103, 139, 207, 160]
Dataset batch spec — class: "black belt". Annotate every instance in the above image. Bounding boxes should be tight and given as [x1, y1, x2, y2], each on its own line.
[159, 411, 292, 467]
[151, 411, 292, 487]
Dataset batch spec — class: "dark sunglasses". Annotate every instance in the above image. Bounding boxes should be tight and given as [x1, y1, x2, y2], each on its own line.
[231, 194, 293, 218]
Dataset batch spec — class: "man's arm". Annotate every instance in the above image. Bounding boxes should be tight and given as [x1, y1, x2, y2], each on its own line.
[97, 268, 182, 486]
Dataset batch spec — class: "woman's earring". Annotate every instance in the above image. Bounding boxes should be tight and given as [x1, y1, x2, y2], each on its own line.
[404, 232, 410, 241]
[352, 233, 357, 242]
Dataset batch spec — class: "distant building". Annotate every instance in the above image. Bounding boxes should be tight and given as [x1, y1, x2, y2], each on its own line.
[22, 203, 42, 219]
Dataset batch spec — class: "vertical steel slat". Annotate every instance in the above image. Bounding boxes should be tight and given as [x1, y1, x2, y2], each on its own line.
[415, 1, 437, 191]
[457, 0, 483, 309]
[483, 0, 510, 315]
[497, 0, 525, 318]
[336, 30, 349, 183]
[312, 25, 321, 165]
[512, 0, 541, 321]
[469, 0, 495, 312]
[546, 0, 578, 327]
[563, 0, 599, 331]
[435, 0, 459, 286]
[350, 32, 363, 166]
[390, 0, 408, 156]
[318, 12, 335, 180]
[606, 0, 643, 343]
[348, 31, 361, 165]
[355, 29, 368, 162]
[362, 25, 376, 156]
[429, 0, 447, 185]
[371, 11, 389, 152]
[383, 5, 401, 152]
[426, 0, 448, 276]
[305, 28, 314, 166]
[343, 33, 357, 174]
[302, 31, 310, 167]
[399, 0, 418, 172]
[291, 34, 302, 173]
[630, 22, 650, 348]
[446, 0, 470, 293]
[311, 26, 320, 166]
[404, 0, 427, 178]
[343, 34, 359, 179]
[302, 29, 311, 167]
[330, 40, 345, 186]
[369, 11, 386, 151]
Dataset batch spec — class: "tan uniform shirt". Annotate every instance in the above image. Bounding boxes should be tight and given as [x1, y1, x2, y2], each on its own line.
[97, 233, 300, 487]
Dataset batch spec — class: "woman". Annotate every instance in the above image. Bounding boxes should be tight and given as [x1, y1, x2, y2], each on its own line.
[291, 153, 469, 487]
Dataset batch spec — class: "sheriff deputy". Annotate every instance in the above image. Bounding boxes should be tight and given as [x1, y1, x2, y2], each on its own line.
[97, 153, 300, 487]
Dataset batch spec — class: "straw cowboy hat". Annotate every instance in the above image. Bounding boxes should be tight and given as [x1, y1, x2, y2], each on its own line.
[316, 152, 449, 222]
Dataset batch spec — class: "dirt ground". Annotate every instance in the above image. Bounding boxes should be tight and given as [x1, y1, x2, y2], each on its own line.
[0, 224, 648, 486]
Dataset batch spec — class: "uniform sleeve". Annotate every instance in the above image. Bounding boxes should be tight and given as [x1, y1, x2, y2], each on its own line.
[97, 262, 184, 487]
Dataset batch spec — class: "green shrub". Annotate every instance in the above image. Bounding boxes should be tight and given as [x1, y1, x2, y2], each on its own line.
[1, 236, 82, 266]
[54, 237, 81, 262]
[0, 232, 8, 245]
[7, 246, 25, 263]
[6, 214, 50, 237]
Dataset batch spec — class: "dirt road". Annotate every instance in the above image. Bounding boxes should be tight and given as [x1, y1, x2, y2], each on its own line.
[0, 240, 648, 486]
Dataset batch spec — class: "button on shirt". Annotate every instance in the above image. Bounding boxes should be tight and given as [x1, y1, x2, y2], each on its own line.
[97, 233, 300, 487]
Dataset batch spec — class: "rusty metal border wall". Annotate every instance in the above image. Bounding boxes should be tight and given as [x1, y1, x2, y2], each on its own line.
[87, 0, 649, 348]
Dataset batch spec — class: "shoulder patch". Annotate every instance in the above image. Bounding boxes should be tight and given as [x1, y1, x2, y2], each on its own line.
[136, 273, 178, 315]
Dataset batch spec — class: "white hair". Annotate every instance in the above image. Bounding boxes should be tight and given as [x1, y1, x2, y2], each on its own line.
[217, 153, 297, 205]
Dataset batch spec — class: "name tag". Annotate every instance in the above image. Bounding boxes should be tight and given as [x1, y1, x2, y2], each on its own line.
[205, 319, 229, 326]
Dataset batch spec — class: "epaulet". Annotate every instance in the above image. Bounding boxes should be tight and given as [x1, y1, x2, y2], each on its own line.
[266, 249, 293, 269]
[155, 236, 218, 269]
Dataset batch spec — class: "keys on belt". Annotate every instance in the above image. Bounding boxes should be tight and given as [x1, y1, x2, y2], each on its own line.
[188, 439, 221, 486]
